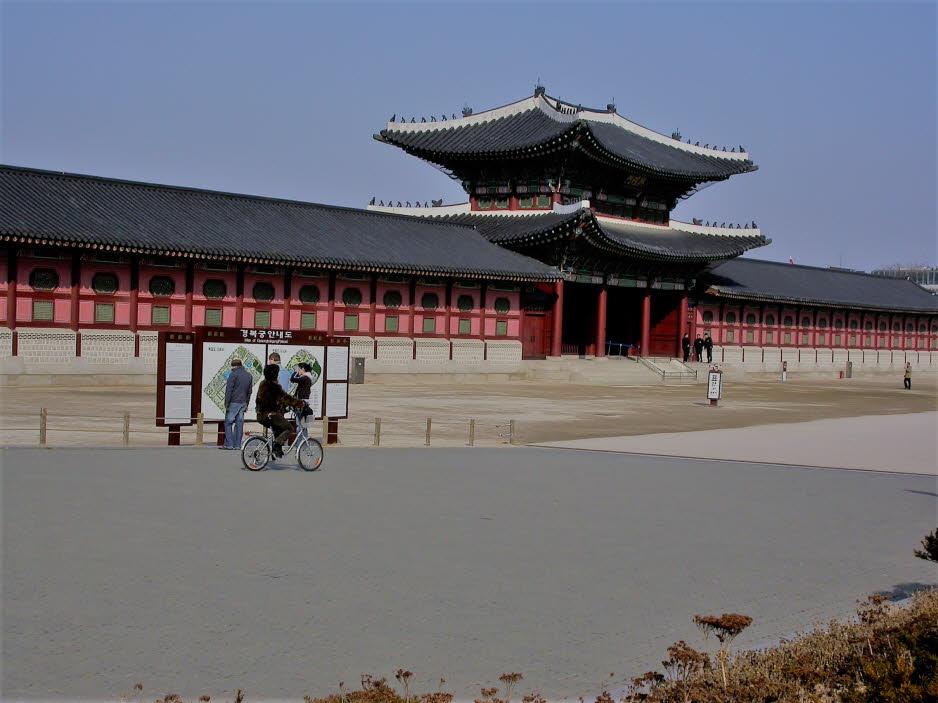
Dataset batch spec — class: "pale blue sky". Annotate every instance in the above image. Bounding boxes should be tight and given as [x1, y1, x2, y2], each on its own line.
[3, 1, 935, 270]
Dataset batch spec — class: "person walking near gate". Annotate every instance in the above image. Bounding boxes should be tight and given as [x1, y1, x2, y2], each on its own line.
[222, 358, 252, 449]
[693, 334, 704, 362]
[904, 362, 912, 390]
[681, 333, 691, 362]
[703, 333, 713, 363]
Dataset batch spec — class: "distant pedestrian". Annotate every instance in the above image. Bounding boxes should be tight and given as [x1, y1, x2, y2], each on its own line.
[223, 358, 253, 449]
[693, 334, 704, 362]
[681, 333, 691, 363]
[704, 334, 713, 363]
[781, 360, 788, 382]
[904, 362, 912, 390]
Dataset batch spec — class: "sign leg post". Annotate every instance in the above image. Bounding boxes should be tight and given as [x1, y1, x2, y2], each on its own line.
[167, 425, 181, 446]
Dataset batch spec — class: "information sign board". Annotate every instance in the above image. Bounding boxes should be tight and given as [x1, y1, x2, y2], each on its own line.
[156, 328, 350, 426]
[707, 370, 723, 400]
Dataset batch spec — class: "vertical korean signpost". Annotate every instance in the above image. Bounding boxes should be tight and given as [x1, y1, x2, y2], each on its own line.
[157, 328, 350, 445]
[707, 365, 723, 407]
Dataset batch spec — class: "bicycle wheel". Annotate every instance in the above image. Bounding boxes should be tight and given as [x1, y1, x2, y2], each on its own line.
[297, 437, 324, 472]
[242, 436, 271, 471]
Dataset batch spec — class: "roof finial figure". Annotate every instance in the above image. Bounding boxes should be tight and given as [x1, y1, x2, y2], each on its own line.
[704, 144, 709, 149]
[671, 129, 681, 140]
[693, 218, 702, 225]
[441, 115, 446, 121]
[740, 145, 745, 152]
[406, 201, 411, 207]
[369, 196, 376, 205]
[695, 141, 700, 146]
[534, 81, 545, 97]
[378, 200, 384, 206]
[752, 220, 758, 228]
[410, 117, 415, 123]
[421, 117, 426, 123]
[430, 116, 436, 122]
[744, 223, 749, 229]
[720, 222, 726, 227]
[731, 147, 736, 152]
[452, 113, 456, 120]
[415, 201, 421, 207]
[462, 105, 473, 117]
[397, 201, 402, 207]
[389, 114, 396, 123]
[722, 146, 726, 151]
[431, 199, 443, 207]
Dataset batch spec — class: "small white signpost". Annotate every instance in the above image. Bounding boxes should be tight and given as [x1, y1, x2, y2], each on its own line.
[707, 366, 723, 407]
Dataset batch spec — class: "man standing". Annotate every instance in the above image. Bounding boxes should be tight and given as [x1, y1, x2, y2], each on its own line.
[693, 334, 704, 362]
[904, 362, 912, 390]
[703, 333, 713, 363]
[267, 351, 293, 391]
[223, 358, 253, 449]
[681, 333, 691, 363]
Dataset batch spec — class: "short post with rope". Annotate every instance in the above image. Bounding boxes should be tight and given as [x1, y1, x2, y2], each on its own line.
[424, 418, 432, 447]
[373, 417, 381, 447]
[122, 411, 131, 446]
[467, 418, 475, 447]
[39, 408, 47, 446]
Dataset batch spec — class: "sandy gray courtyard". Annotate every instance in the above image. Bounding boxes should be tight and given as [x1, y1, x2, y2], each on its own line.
[2, 444, 935, 702]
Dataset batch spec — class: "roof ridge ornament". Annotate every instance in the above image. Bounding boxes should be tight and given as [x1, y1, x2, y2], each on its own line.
[462, 105, 473, 117]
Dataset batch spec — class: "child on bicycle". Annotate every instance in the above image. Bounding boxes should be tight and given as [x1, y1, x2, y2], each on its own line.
[256, 364, 310, 458]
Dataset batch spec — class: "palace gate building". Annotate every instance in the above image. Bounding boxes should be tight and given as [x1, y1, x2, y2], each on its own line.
[1, 88, 936, 376]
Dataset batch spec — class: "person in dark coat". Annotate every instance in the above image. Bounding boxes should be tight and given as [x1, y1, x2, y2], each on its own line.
[703, 333, 714, 363]
[290, 362, 313, 401]
[256, 364, 308, 457]
[681, 334, 691, 362]
[693, 334, 704, 362]
[222, 358, 253, 449]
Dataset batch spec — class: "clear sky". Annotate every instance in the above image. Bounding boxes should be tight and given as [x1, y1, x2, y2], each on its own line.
[3, 1, 935, 271]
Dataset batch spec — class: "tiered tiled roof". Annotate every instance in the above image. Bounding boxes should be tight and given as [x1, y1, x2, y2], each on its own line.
[377, 93, 757, 182]
[0, 165, 559, 281]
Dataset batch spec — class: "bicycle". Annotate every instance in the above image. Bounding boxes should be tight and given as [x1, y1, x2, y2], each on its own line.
[241, 407, 324, 472]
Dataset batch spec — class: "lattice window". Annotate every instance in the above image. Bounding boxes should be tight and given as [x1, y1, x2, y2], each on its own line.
[299, 285, 320, 303]
[702, 310, 714, 323]
[383, 290, 403, 308]
[342, 287, 363, 306]
[494, 297, 511, 314]
[254, 310, 271, 328]
[344, 313, 359, 331]
[203, 279, 227, 299]
[301, 312, 316, 329]
[783, 316, 793, 327]
[495, 320, 508, 336]
[30, 268, 60, 290]
[152, 306, 170, 325]
[725, 312, 737, 324]
[92, 272, 119, 294]
[253, 282, 275, 301]
[850, 320, 859, 330]
[457, 294, 473, 312]
[32, 300, 53, 321]
[205, 308, 222, 326]
[422, 317, 436, 333]
[95, 302, 115, 323]
[384, 316, 399, 332]
[148, 275, 175, 296]
[745, 313, 756, 325]
[765, 314, 775, 326]
[458, 319, 470, 335]
[421, 292, 439, 310]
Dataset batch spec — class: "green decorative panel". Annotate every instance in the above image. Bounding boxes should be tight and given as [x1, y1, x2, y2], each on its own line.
[205, 308, 222, 326]
[344, 314, 359, 331]
[495, 321, 508, 336]
[254, 310, 271, 328]
[151, 306, 170, 325]
[422, 317, 436, 333]
[458, 319, 471, 335]
[32, 300, 53, 321]
[301, 312, 317, 329]
[384, 316, 399, 332]
[95, 303, 115, 323]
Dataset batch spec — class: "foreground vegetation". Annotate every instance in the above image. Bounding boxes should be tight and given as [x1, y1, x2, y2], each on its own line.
[126, 530, 938, 703]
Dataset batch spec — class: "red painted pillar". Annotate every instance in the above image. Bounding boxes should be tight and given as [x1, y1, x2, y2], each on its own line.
[368, 274, 377, 338]
[550, 278, 564, 357]
[69, 251, 80, 332]
[327, 271, 336, 336]
[676, 294, 688, 358]
[129, 257, 139, 333]
[640, 289, 651, 357]
[235, 264, 245, 328]
[6, 247, 17, 330]
[183, 261, 194, 331]
[595, 285, 607, 357]
[283, 269, 293, 330]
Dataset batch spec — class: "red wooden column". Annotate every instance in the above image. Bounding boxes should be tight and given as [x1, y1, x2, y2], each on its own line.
[408, 277, 416, 349]
[676, 294, 688, 358]
[235, 264, 245, 328]
[444, 280, 453, 341]
[368, 274, 377, 338]
[550, 278, 564, 357]
[129, 257, 139, 333]
[69, 251, 81, 332]
[640, 289, 652, 357]
[6, 247, 17, 331]
[183, 261, 194, 331]
[327, 271, 336, 335]
[595, 284, 607, 357]
[283, 269, 293, 329]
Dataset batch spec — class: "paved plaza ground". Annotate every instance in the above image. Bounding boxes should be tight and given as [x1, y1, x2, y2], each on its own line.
[3, 441, 936, 701]
[0, 374, 935, 448]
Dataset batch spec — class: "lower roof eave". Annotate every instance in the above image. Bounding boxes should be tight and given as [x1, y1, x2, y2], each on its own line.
[1, 233, 561, 283]
[703, 289, 938, 314]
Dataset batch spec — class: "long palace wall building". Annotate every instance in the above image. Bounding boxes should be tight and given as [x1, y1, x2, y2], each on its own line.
[2, 88, 936, 382]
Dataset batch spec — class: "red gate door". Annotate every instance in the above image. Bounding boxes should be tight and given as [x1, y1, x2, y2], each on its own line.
[522, 312, 547, 359]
